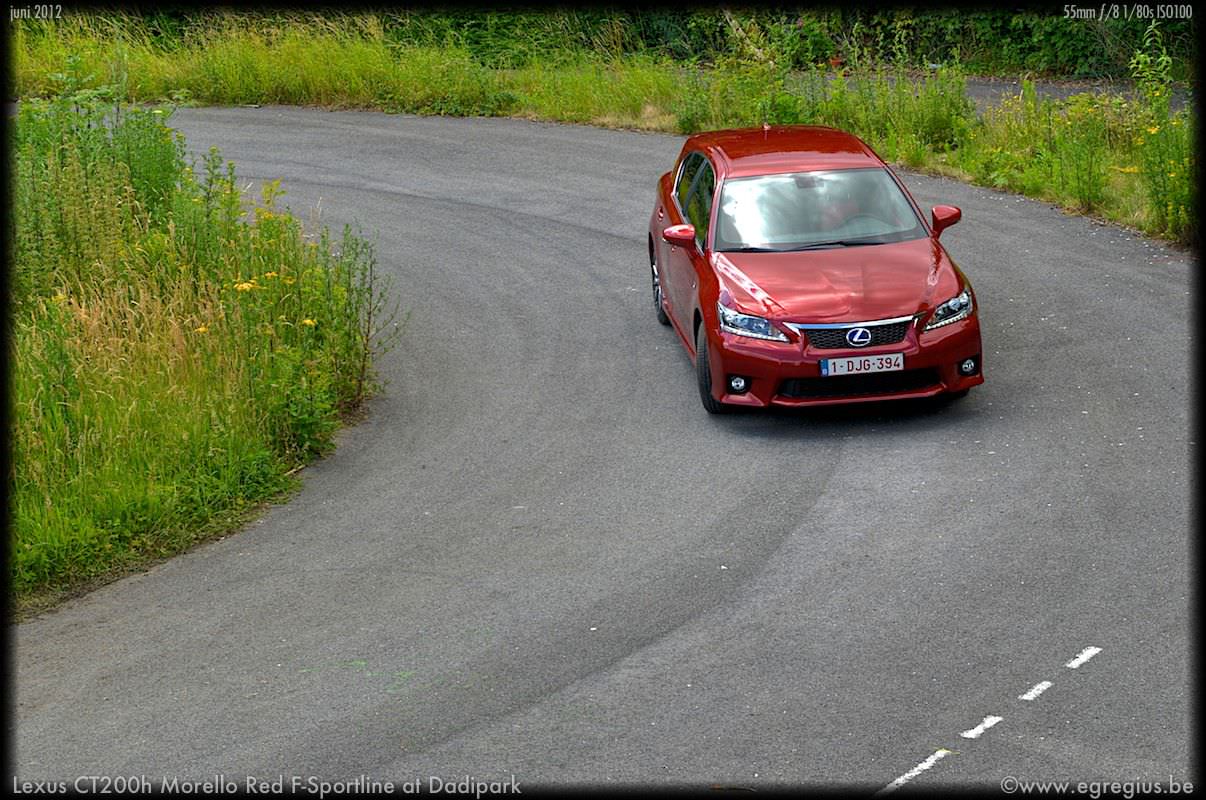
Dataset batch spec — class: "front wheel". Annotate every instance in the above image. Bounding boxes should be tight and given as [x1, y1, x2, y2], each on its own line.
[696, 325, 729, 415]
[651, 249, 670, 326]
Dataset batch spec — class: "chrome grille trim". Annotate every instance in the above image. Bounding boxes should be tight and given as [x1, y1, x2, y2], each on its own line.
[783, 314, 918, 350]
[782, 314, 918, 333]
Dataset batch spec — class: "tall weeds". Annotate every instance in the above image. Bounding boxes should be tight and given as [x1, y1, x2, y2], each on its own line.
[10, 78, 398, 597]
[1129, 22, 1195, 243]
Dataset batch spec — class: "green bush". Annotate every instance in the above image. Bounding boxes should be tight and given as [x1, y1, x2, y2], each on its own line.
[828, 8, 1195, 79]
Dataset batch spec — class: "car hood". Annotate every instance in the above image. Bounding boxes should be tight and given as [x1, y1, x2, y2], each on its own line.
[713, 237, 961, 323]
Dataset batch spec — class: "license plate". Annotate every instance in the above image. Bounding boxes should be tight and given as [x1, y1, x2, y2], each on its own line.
[820, 352, 904, 376]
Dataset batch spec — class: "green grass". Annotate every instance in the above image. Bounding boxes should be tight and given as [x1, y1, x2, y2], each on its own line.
[10, 83, 397, 605]
[505, 55, 681, 127]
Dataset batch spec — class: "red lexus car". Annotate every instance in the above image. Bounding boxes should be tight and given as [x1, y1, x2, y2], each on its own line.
[648, 125, 983, 414]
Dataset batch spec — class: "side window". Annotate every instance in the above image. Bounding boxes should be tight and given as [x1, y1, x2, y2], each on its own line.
[684, 161, 715, 245]
[675, 153, 703, 209]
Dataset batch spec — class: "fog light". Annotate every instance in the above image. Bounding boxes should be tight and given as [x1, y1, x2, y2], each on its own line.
[959, 357, 978, 376]
[728, 375, 749, 393]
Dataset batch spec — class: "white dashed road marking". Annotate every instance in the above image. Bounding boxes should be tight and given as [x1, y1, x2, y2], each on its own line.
[960, 715, 1003, 739]
[874, 748, 953, 796]
[876, 646, 1104, 793]
[1065, 646, 1102, 669]
[1019, 680, 1053, 701]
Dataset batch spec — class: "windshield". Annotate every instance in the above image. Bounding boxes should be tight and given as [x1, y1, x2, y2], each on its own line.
[714, 168, 926, 251]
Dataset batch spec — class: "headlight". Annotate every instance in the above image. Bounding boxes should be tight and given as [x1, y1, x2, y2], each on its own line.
[717, 302, 788, 342]
[924, 289, 973, 331]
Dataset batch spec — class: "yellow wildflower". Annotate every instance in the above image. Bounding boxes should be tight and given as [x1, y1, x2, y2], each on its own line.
[283, 277, 296, 285]
[235, 281, 254, 292]
[195, 325, 209, 333]
[302, 318, 316, 327]
[1147, 125, 1160, 134]
[264, 271, 278, 279]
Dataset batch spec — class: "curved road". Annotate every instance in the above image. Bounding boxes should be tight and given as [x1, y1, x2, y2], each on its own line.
[13, 108, 1192, 791]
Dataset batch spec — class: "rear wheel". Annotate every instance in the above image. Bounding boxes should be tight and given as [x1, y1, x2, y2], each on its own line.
[696, 326, 729, 415]
[651, 248, 670, 326]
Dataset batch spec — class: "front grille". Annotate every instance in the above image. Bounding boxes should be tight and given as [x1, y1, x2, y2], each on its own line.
[778, 368, 941, 399]
[801, 320, 912, 349]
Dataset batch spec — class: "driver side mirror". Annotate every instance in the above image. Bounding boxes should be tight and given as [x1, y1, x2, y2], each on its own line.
[931, 205, 961, 238]
[662, 223, 697, 249]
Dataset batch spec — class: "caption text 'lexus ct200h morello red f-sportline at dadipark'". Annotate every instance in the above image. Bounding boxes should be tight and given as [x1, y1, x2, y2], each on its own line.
[648, 125, 984, 414]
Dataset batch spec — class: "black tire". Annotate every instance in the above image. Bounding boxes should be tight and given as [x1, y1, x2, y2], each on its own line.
[696, 325, 730, 415]
[651, 248, 670, 326]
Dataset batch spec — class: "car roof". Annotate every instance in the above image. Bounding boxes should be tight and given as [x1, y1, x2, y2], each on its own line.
[686, 125, 883, 178]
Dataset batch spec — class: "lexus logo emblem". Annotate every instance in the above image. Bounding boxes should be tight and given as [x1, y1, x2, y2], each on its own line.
[846, 327, 872, 347]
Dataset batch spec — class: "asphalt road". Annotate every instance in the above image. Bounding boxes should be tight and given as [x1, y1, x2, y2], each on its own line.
[12, 108, 1193, 792]
[955, 75, 1190, 113]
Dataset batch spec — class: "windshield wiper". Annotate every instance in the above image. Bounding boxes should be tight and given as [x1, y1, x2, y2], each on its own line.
[723, 240, 882, 253]
[786, 240, 879, 251]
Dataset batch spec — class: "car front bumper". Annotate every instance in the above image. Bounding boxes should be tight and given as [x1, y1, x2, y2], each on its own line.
[705, 315, 984, 408]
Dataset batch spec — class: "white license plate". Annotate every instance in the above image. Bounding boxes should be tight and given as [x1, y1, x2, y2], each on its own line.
[820, 352, 904, 376]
